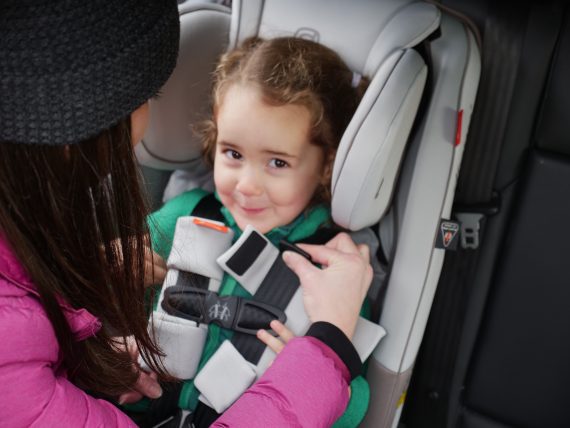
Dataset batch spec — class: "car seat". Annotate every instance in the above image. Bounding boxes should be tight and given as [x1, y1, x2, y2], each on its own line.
[135, 1, 481, 427]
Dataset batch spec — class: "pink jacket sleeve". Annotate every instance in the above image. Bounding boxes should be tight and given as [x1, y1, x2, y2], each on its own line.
[0, 297, 137, 428]
[212, 337, 350, 428]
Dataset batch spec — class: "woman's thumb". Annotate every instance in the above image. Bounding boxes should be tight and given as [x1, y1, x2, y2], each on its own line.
[282, 251, 315, 282]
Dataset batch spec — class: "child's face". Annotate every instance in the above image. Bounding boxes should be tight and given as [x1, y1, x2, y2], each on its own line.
[214, 83, 325, 234]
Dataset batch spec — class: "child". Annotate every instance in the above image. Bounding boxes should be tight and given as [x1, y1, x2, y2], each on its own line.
[147, 37, 374, 427]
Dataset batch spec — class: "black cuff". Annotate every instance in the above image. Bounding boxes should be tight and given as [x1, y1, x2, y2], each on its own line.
[306, 322, 361, 380]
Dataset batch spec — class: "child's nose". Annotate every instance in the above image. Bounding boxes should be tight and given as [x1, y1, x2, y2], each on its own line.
[235, 169, 263, 196]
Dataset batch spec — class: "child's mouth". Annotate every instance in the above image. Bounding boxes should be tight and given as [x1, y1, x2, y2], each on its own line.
[240, 206, 266, 215]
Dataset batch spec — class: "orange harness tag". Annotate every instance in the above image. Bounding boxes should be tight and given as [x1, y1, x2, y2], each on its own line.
[192, 218, 229, 233]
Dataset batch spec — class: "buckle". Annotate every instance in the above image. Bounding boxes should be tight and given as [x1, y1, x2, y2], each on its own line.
[161, 285, 287, 335]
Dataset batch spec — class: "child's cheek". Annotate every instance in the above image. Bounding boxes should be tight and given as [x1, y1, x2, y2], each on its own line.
[213, 163, 231, 194]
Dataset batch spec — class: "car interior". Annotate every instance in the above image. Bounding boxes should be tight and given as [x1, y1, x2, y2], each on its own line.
[402, 1, 570, 427]
[136, 0, 567, 427]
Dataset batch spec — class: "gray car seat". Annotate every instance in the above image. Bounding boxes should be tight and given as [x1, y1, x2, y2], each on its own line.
[136, 1, 481, 427]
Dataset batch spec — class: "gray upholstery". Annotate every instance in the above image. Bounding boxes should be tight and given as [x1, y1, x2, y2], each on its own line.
[136, 2, 231, 170]
[363, 13, 480, 427]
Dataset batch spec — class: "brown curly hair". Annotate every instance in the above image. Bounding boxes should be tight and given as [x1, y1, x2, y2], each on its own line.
[199, 36, 369, 204]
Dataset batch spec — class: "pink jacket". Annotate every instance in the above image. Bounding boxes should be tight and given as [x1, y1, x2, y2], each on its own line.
[0, 235, 349, 427]
[0, 235, 137, 427]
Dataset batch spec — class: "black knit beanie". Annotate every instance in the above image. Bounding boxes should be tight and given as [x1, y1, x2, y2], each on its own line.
[0, 0, 180, 145]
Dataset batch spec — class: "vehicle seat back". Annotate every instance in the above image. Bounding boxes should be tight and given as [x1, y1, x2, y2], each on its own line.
[457, 5, 570, 427]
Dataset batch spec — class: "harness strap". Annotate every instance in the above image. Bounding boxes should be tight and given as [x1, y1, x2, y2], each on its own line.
[231, 253, 302, 362]
[215, 225, 304, 363]
[195, 222, 386, 414]
[191, 221, 325, 414]
[192, 192, 225, 222]
[152, 193, 385, 418]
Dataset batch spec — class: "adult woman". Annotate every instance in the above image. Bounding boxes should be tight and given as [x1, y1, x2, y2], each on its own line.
[0, 1, 372, 427]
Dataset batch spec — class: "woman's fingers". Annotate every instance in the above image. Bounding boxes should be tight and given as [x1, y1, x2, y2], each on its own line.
[282, 233, 373, 340]
[283, 243, 371, 295]
[282, 250, 321, 280]
[135, 370, 162, 398]
[357, 243, 370, 261]
[294, 233, 366, 267]
[144, 249, 167, 287]
[118, 390, 143, 405]
[323, 232, 361, 253]
[116, 336, 162, 404]
[117, 371, 161, 404]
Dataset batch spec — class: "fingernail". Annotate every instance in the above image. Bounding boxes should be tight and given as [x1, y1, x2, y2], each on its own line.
[283, 251, 299, 264]
[150, 385, 163, 398]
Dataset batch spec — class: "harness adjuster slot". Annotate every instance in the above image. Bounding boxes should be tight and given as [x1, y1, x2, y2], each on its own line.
[161, 285, 287, 335]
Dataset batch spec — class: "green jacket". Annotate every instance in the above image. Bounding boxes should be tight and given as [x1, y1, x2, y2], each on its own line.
[148, 189, 369, 427]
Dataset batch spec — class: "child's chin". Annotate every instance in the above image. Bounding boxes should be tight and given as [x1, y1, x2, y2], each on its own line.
[236, 218, 273, 235]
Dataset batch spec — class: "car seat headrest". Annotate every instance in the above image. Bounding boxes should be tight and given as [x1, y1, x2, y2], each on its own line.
[230, 0, 439, 77]
[231, 0, 440, 230]
[331, 50, 428, 230]
[136, 2, 231, 170]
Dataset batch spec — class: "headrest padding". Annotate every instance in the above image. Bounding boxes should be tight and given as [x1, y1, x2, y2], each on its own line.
[331, 50, 427, 230]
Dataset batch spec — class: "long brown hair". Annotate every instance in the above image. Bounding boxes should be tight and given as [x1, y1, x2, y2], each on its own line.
[199, 36, 370, 204]
[0, 118, 167, 396]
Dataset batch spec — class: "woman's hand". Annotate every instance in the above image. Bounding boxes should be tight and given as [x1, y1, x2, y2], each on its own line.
[116, 336, 163, 404]
[144, 247, 167, 287]
[282, 232, 372, 340]
[118, 370, 162, 405]
[106, 238, 166, 287]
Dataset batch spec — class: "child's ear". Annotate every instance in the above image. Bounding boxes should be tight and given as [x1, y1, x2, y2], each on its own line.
[321, 162, 332, 187]
[317, 156, 333, 203]
[320, 151, 334, 187]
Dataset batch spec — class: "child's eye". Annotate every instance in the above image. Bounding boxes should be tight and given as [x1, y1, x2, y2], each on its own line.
[223, 149, 242, 160]
[268, 158, 289, 169]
